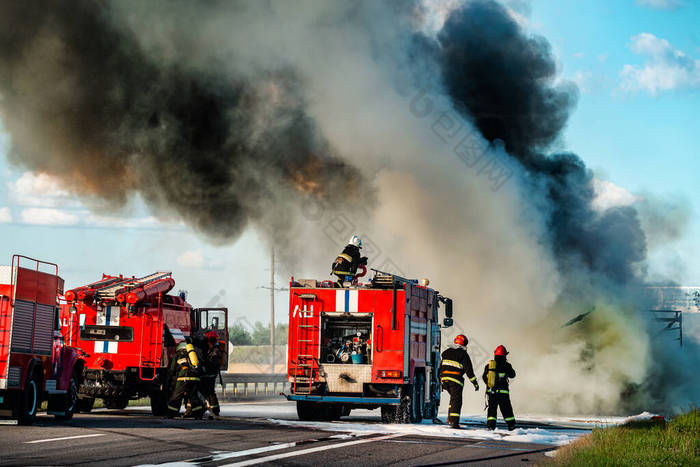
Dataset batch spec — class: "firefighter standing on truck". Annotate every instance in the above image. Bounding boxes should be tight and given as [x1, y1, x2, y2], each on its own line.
[439, 334, 479, 429]
[167, 341, 205, 419]
[331, 235, 368, 286]
[200, 330, 222, 418]
[482, 345, 516, 431]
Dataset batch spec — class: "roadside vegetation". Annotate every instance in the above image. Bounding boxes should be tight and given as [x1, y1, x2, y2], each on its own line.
[228, 322, 288, 345]
[548, 408, 700, 465]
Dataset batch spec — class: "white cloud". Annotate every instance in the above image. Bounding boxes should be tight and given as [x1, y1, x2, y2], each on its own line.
[636, 0, 683, 10]
[8, 171, 77, 207]
[0, 207, 11, 223]
[177, 250, 205, 269]
[619, 33, 700, 95]
[20, 207, 79, 225]
[571, 70, 593, 93]
[592, 179, 638, 211]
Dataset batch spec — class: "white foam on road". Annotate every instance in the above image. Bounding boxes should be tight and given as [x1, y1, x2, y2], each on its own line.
[217, 401, 658, 447]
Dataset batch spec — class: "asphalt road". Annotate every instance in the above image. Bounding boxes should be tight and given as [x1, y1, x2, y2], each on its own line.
[0, 406, 556, 466]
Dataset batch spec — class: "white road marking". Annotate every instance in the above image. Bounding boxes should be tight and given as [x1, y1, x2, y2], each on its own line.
[222, 433, 403, 466]
[25, 433, 106, 444]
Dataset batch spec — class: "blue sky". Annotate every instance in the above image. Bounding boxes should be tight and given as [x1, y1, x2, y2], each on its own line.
[1, 0, 699, 322]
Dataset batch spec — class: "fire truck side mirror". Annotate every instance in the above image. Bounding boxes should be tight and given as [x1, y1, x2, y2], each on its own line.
[443, 317, 453, 328]
[444, 298, 453, 318]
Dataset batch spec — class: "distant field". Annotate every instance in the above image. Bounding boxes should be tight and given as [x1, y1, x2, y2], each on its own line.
[548, 408, 700, 465]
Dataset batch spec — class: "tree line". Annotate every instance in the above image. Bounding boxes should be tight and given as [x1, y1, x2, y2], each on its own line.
[228, 322, 288, 345]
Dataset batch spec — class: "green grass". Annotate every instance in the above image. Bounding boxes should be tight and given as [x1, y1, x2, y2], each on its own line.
[549, 408, 700, 466]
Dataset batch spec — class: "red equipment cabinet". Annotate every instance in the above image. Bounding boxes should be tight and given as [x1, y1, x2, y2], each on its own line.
[286, 270, 454, 423]
[0, 255, 85, 425]
[59, 272, 228, 415]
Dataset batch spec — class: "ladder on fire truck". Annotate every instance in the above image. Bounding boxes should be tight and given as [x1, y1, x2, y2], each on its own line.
[94, 272, 172, 301]
[292, 309, 318, 396]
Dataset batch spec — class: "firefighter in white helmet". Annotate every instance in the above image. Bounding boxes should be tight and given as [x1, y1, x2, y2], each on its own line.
[331, 235, 368, 286]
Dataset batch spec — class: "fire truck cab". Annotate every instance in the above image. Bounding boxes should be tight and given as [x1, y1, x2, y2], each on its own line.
[287, 270, 453, 423]
[0, 255, 85, 424]
[60, 272, 228, 415]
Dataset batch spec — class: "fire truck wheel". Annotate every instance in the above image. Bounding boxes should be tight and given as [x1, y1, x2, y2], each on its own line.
[17, 372, 40, 425]
[411, 373, 425, 424]
[296, 401, 330, 421]
[55, 376, 79, 421]
[324, 404, 343, 421]
[150, 390, 168, 416]
[104, 397, 129, 410]
[76, 397, 95, 413]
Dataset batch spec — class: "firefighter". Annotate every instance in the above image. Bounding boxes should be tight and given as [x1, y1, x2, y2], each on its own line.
[200, 330, 222, 418]
[482, 345, 516, 431]
[439, 334, 479, 429]
[166, 341, 205, 419]
[331, 235, 368, 286]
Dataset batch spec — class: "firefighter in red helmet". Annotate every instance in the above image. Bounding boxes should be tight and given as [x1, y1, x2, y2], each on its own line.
[482, 345, 516, 430]
[200, 331, 222, 418]
[439, 334, 479, 429]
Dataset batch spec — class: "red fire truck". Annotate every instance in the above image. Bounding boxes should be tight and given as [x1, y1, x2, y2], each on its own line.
[286, 269, 454, 423]
[0, 255, 85, 424]
[60, 272, 228, 415]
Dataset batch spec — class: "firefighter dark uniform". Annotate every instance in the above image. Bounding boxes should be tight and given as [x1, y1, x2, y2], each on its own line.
[167, 341, 205, 419]
[331, 236, 367, 286]
[482, 345, 516, 430]
[439, 335, 478, 428]
[200, 331, 222, 417]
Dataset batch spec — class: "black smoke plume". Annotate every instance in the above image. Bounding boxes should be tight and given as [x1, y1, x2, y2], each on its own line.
[0, 1, 368, 243]
[436, 0, 646, 286]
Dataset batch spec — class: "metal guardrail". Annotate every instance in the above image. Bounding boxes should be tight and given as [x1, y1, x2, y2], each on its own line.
[217, 373, 288, 399]
[221, 373, 286, 383]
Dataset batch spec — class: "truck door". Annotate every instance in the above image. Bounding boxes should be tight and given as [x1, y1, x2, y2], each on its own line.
[371, 287, 407, 384]
[193, 308, 229, 371]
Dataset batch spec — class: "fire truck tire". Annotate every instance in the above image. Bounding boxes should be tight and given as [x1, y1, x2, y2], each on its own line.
[381, 382, 422, 424]
[104, 397, 129, 410]
[17, 373, 40, 425]
[54, 376, 79, 421]
[325, 404, 343, 421]
[411, 373, 425, 424]
[150, 390, 168, 416]
[77, 397, 95, 413]
[296, 401, 337, 421]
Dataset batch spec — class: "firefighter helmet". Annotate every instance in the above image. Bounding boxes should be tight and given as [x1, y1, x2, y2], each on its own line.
[494, 345, 508, 356]
[349, 235, 362, 248]
[206, 330, 218, 344]
[176, 341, 188, 352]
[454, 334, 468, 346]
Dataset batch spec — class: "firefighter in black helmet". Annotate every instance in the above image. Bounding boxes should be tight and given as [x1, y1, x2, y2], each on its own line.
[331, 235, 368, 286]
[482, 345, 516, 430]
[166, 340, 205, 419]
[200, 331, 222, 418]
[439, 334, 479, 429]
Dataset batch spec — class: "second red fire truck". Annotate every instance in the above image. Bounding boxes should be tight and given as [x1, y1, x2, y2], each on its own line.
[0, 255, 85, 424]
[60, 272, 229, 415]
[287, 270, 453, 423]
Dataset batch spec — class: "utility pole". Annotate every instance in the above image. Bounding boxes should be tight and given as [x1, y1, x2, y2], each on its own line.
[270, 248, 275, 373]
